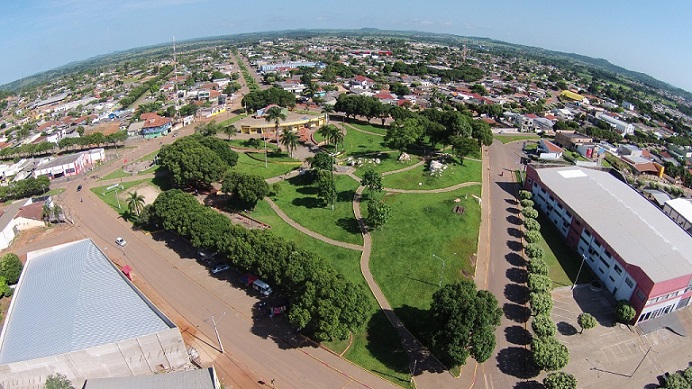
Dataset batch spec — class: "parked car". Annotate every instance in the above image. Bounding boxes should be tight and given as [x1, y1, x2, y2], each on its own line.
[211, 263, 230, 274]
[115, 237, 127, 247]
[252, 279, 273, 296]
[77, 184, 83, 191]
[197, 249, 218, 262]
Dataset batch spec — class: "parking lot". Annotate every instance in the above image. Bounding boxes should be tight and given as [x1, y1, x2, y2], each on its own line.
[550, 285, 692, 388]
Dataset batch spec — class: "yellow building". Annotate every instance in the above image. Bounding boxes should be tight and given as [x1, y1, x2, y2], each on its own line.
[239, 113, 328, 135]
[560, 90, 585, 102]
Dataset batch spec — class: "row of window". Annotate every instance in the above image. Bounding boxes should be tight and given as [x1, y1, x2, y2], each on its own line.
[647, 286, 692, 305]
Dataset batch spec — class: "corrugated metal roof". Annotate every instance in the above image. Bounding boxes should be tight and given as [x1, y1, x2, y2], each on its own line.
[535, 167, 692, 283]
[0, 239, 172, 364]
[83, 367, 218, 389]
[666, 198, 692, 221]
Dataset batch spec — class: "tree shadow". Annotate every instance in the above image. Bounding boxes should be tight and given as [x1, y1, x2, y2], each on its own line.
[295, 186, 317, 195]
[337, 190, 354, 202]
[507, 227, 522, 238]
[514, 380, 543, 389]
[291, 197, 320, 209]
[506, 252, 526, 267]
[363, 310, 412, 378]
[495, 181, 521, 198]
[505, 325, 532, 346]
[504, 283, 529, 305]
[496, 347, 540, 379]
[336, 217, 361, 235]
[556, 321, 579, 336]
[507, 215, 522, 225]
[503, 303, 531, 323]
[507, 240, 523, 252]
[505, 198, 518, 206]
[506, 267, 528, 284]
[506, 207, 520, 214]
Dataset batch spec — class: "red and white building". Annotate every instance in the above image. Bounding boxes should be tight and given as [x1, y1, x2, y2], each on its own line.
[525, 165, 692, 323]
[33, 148, 105, 179]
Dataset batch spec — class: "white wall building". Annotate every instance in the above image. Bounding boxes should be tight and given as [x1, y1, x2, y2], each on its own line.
[663, 198, 692, 235]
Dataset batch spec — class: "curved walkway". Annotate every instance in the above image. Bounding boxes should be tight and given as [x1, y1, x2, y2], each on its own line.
[384, 181, 481, 194]
[342, 122, 385, 137]
[381, 159, 425, 176]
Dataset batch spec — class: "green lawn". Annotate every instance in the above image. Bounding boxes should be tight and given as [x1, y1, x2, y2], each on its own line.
[370, 186, 482, 338]
[536, 213, 594, 288]
[348, 122, 388, 136]
[100, 168, 134, 181]
[351, 152, 418, 178]
[342, 127, 394, 156]
[137, 150, 159, 162]
[269, 173, 363, 245]
[250, 200, 412, 387]
[381, 159, 482, 190]
[227, 139, 279, 152]
[219, 113, 248, 126]
[91, 180, 150, 215]
[495, 134, 540, 144]
[232, 153, 299, 179]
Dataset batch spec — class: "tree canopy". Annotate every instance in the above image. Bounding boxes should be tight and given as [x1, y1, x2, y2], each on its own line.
[241, 87, 296, 112]
[430, 280, 502, 367]
[158, 135, 237, 189]
[531, 336, 569, 371]
[222, 171, 269, 209]
[0, 253, 22, 284]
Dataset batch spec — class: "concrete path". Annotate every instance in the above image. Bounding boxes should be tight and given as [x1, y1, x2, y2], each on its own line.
[381, 160, 425, 176]
[384, 181, 480, 194]
[342, 122, 386, 137]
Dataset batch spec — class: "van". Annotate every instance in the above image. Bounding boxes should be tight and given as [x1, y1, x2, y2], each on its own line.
[252, 279, 273, 296]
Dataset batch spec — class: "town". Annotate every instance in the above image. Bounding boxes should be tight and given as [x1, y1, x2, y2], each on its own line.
[0, 30, 691, 389]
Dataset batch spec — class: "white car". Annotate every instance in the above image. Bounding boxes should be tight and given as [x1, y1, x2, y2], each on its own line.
[115, 237, 127, 247]
[211, 263, 230, 274]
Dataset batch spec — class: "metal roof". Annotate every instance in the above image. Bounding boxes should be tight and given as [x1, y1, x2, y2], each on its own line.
[0, 239, 173, 364]
[83, 367, 218, 389]
[665, 198, 692, 221]
[534, 166, 692, 283]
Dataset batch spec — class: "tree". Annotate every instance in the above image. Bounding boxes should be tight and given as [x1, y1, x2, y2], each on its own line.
[222, 171, 269, 209]
[531, 314, 556, 337]
[265, 106, 287, 146]
[578, 312, 597, 334]
[316, 170, 336, 209]
[385, 117, 425, 152]
[195, 120, 222, 137]
[527, 258, 549, 275]
[0, 253, 23, 284]
[529, 292, 554, 316]
[309, 152, 333, 172]
[45, 373, 75, 389]
[543, 372, 577, 389]
[520, 199, 534, 208]
[525, 243, 544, 260]
[361, 169, 383, 193]
[280, 128, 299, 157]
[450, 136, 478, 165]
[524, 218, 540, 231]
[223, 124, 238, 140]
[126, 191, 146, 216]
[524, 230, 541, 244]
[366, 199, 392, 229]
[661, 372, 690, 389]
[528, 273, 552, 293]
[430, 281, 502, 367]
[531, 336, 569, 371]
[0, 276, 10, 297]
[521, 207, 539, 219]
[158, 137, 228, 189]
[519, 190, 533, 200]
[615, 300, 636, 324]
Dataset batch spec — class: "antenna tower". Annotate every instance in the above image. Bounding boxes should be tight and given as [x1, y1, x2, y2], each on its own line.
[462, 40, 468, 64]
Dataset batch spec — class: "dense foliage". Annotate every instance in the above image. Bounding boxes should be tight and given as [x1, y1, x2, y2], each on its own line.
[0, 253, 23, 284]
[531, 336, 569, 371]
[158, 135, 237, 188]
[429, 280, 502, 367]
[147, 189, 369, 341]
[241, 87, 296, 112]
[0, 176, 50, 202]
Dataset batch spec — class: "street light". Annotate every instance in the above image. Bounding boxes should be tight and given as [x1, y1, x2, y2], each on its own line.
[572, 253, 587, 290]
[261, 128, 268, 168]
[208, 312, 227, 354]
[432, 254, 446, 288]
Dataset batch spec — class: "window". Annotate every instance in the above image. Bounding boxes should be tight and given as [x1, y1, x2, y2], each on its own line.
[527, 178, 533, 185]
[599, 257, 610, 268]
[584, 230, 591, 237]
[594, 240, 602, 248]
[549, 195, 554, 201]
[685, 286, 692, 293]
[604, 251, 612, 258]
[614, 264, 622, 275]
[609, 276, 615, 282]
[599, 267, 605, 274]
[625, 278, 634, 288]
[636, 289, 646, 302]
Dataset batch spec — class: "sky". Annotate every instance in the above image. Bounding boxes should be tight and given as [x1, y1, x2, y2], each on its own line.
[1, 0, 691, 93]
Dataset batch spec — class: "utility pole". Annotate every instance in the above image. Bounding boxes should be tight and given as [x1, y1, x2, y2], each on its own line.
[572, 254, 587, 290]
[208, 312, 227, 354]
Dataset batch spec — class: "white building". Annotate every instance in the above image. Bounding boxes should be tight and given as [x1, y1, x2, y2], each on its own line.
[596, 112, 634, 135]
[663, 198, 692, 235]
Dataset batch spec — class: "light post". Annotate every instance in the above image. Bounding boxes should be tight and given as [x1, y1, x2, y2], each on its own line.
[208, 312, 227, 354]
[261, 128, 268, 168]
[432, 254, 446, 288]
[572, 253, 587, 290]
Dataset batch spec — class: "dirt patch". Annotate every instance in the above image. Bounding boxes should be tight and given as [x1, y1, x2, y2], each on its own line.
[118, 182, 161, 205]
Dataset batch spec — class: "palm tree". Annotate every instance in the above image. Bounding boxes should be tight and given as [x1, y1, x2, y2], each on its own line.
[280, 128, 299, 158]
[317, 125, 332, 146]
[321, 104, 334, 122]
[264, 106, 286, 147]
[331, 127, 344, 153]
[127, 191, 146, 216]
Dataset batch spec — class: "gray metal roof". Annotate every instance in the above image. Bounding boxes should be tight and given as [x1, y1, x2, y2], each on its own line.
[83, 367, 218, 389]
[0, 200, 25, 231]
[534, 167, 692, 283]
[665, 198, 692, 221]
[0, 239, 173, 364]
[36, 153, 83, 169]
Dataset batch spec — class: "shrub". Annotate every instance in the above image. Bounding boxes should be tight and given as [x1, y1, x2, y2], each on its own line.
[519, 190, 533, 200]
[578, 312, 597, 334]
[531, 314, 556, 338]
[524, 230, 541, 244]
[524, 218, 540, 231]
[527, 258, 549, 275]
[528, 273, 552, 293]
[520, 199, 534, 208]
[521, 207, 539, 219]
[615, 300, 636, 324]
[0, 253, 22, 284]
[525, 243, 544, 260]
[529, 292, 554, 316]
[543, 372, 577, 389]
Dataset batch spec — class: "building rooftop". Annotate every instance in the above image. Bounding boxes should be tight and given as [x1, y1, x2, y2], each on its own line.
[83, 367, 219, 389]
[0, 239, 173, 364]
[36, 152, 83, 170]
[665, 198, 692, 220]
[533, 166, 692, 283]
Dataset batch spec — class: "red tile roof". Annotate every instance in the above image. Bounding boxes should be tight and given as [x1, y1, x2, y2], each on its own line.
[17, 202, 45, 222]
[541, 139, 563, 153]
[143, 116, 171, 129]
[140, 112, 159, 121]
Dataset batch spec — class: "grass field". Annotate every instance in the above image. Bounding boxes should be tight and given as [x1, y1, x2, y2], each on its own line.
[91, 179, 150, 215]
[226, 139, 279, 152]
[269, 173, 363, 245]
[342, 127, 394, 156]
[495, 134, 540, 144]
[351, 152, 418, 178]
[250, 200, 412, 387]
[369, 185, 482, 338]
[536, 213, 594, 288]
[348, 122, 388, 136]
[219, 113, 248, 127]
[381, 159, 482, 190]
[100, 169, 133, 181]
[232, 153, 299, 179]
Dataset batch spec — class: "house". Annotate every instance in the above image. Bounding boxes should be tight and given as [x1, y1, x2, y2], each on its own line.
[83, 367, 221, 389]
[0, 239, 190, 388]
[554, 132, 593, 150]
[349, 75, 375, 90]
[0, 201, 25, 250]
[595, 112, 634, 135]
[560, 90, 589, 105]
[525, 165, 692, 324]
[141, 114, 172, 139]
[537, 139, 563, 160]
